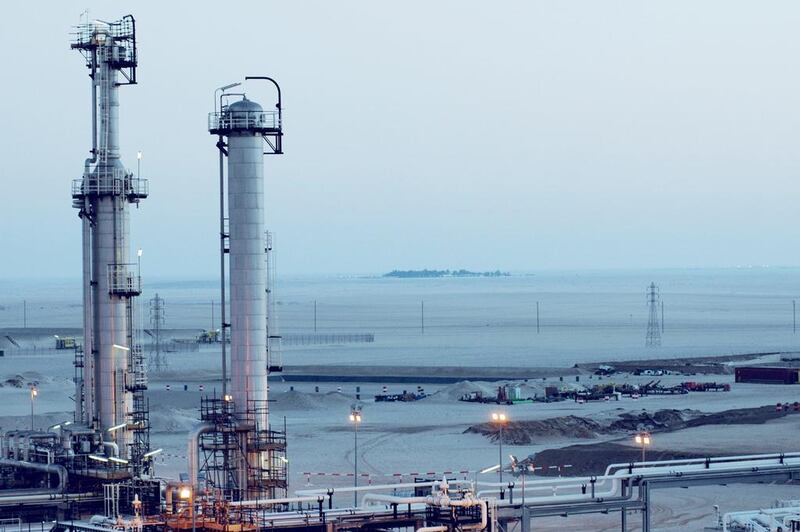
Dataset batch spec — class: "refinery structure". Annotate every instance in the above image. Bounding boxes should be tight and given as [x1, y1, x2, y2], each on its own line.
[2, 13, 800, 532]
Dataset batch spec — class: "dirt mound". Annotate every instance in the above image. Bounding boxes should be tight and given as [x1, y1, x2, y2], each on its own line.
[3, 376, 24, 388]
[465, 416, 602, 444]
[465, 405, 792, 446]
[434, 381, 497, 401]
[272, 390, 353, 411]
[530, 442, 708, 476]
[686, 405, 790, 427]
[608, 409, 690, 432]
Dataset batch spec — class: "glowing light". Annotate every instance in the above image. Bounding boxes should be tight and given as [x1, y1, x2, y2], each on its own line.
[635, 432, 652, 446]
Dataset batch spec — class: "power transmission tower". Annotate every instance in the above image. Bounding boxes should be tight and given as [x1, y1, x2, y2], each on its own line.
[149, 293, 167, 371]
[646, 282, 661, 347]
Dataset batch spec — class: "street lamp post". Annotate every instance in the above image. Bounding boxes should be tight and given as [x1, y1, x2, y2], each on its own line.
[349, 406, 362, 507]
[635, 430, 652, 462]
[29, 383, 38, 430]
[491, 412, 508, 483]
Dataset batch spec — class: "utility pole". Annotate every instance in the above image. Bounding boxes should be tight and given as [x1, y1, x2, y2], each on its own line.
[645, 283, 661, 347]
[536, 301, 540, 334]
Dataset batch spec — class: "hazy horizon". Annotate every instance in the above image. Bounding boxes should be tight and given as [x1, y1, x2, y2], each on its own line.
[3, 1, 800, 278]
[5, 264, 800, 284]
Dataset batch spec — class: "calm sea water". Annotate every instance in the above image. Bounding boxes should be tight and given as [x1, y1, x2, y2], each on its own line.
[2, 268, 800, 367]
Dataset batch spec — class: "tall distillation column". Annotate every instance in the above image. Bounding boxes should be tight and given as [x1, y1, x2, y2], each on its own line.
[71, 16, 148, 461]
[228, 97, 269, 422]
[206, 80, 285, 499]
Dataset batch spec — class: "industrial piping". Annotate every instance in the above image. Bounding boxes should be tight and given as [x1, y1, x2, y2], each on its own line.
[187, 423, 214, 488]
[0, 459, 68, 493]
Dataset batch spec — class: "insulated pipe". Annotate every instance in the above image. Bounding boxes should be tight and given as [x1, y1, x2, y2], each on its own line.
[5, 433, 15, 459]
[80, 211, 93, 425]
[361, 494, 428, 506]
[296, 479, 473, 498]
[187, 423, 214, 488]
[79, 49, 98, 427]
[604, 451, 800, 476]
[102, 441, 119, 458]
[362, 493, 487, 532]
[448, 497, 488, 531]
[228, 495, 331, 507]
[0, 492, 97, 506]
[0, 459, 68, 493]
[165, 481, 182, 515]
[722, 507, 800, 532]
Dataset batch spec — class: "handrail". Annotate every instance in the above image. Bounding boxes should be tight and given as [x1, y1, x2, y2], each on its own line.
[72, 176, 148, 198]
[208, 110, 281, 132]
[107, 263, 141, 295]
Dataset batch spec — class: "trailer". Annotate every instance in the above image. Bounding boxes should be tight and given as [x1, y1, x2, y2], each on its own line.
[735, 366, 800, 385]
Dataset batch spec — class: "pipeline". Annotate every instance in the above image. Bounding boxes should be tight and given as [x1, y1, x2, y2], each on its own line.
[0, 459, 68, 493]
[78, 48, 98, 427]
[475, 452, 800, 507]
[723, 507, 800, 532]
[604, 451, 800, 477]
[187, 423, 214, 488]
[102, 441, 119, 458]
[229, 495, 330, 507]
[361, 480, 487, 532]
[296, 479, 473, 498]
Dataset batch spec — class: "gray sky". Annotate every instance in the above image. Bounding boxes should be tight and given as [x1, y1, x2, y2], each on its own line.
[2, 1, 800, 278]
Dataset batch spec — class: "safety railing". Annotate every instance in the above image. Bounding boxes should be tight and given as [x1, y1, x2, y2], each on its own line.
[128, 344, 147, 388]
[72, 17, 135, 46]
[208, 110, 281, 132]
[107, 264, 141, 296]
[72, 176, 148, 198]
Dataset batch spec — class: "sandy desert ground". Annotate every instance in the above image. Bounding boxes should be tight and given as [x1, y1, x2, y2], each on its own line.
[1, 345, 798, 530]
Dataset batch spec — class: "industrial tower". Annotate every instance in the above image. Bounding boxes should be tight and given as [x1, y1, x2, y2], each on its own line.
[646, 282, 661, 347]
[0, 17, 158, 519]
[192, 79, 286, 500]
[70, 16, 150, 466]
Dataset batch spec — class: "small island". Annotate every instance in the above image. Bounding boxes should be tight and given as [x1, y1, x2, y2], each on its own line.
[383, 269, 510, 278]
